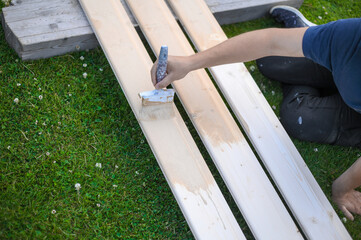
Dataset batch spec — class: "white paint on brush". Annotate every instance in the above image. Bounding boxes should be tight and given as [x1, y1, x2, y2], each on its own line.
[139, 89, 175, 105]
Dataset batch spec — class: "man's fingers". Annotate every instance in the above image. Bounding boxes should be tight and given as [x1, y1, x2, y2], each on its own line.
[150, 60, 158, 86]
[341, 205, 354, 221]
[155, 74, 172, 89]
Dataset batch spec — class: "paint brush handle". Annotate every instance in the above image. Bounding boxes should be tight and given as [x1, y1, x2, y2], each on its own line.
[156, 45, 168, 84]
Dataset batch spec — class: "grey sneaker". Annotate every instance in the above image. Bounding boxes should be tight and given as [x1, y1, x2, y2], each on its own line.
[270, 5, 316, 28]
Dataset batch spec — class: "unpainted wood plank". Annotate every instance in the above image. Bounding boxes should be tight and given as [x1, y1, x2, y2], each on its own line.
[20, 32, 97, 60]
[3, 0, 77, 14]
[19, 26, 93, 48]
[78, 0, 245, 239]
[167, 0, 351, 239]
[126, 0, 304, 239]
[1, 12, 22, 55]
[3, 2, 81, 23]
[8, 10, 89, 38]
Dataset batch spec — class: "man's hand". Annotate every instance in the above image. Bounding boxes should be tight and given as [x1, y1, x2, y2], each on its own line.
[150, 56, 192, 89]
[332, 157, 361, 221]
[332, 187, 361, 221]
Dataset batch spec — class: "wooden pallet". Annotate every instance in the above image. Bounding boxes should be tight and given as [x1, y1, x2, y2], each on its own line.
[78, 0, 244, 238]
[166, 0, 351, 239]
[1, 0, 303, 60]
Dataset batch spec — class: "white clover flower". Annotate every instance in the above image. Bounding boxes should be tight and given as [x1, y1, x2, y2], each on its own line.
[95, 163, 102, 168]
[69, 170, 72, 173]
[83, 63, 87, 67]
[112, 184, 118, 188]
[42, 122, 46, 126]
[115, 165, 119, 169]
[7, 146, 11, 150]
[68, 84, 70, 87]
[51, 209, 56, 214]
[99, 68, 103, 72]
[35, 120, 38, 125]
[80, 56, 84, 61]
[318, 16, 322, 19]
[14, 98, 19, 104]
[38, 87, 41, 91]
[96, 203, 101, 207]
[342, 217, 347, 223]
[17, 83, 21, 86]
[53, 161, 56, 164]
[75, 183, 81, 191]
[271, 91, 275, 96]
[68, 93, 72, 97]
[83, 72, 87, 79]
[58, 122, 61, 125]
[39, 95, 43, 100]
[249, 65, 256, 72]
[135, 171, 139, 175]
[39, 131, 42, 135]
[34, 78, 37, 80]
[314, 148, 318, 152]
[46, 152, 50, 156]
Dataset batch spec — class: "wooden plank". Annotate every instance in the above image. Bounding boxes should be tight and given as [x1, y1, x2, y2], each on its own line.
[166, 0, 351, 239]
[77, 0, 245, 239]
[126, 0, 304, 239]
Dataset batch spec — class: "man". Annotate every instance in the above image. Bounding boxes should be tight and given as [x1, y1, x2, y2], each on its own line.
[150, 6, 361, 220]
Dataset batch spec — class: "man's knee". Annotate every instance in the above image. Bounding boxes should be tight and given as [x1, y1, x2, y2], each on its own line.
[280, 89, 338, 144]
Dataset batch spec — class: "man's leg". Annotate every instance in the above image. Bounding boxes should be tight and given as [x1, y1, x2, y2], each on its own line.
[256, 56, 336, 88]
[280, 84, 361, 147]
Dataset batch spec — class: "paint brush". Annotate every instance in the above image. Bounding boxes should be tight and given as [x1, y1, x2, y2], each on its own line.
[139, 45, 175, 106]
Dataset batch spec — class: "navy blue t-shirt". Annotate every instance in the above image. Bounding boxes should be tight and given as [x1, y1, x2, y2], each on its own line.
[302, 18, 361, 114]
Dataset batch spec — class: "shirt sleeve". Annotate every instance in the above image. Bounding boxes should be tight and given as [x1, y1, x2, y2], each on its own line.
[302, 18, 361, 113]
[302, 18, 361, 73]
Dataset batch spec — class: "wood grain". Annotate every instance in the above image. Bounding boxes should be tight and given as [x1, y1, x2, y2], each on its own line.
[167, 0, 351, 239]
[126, 0, 304, 239]
[78, 0, 245, 239]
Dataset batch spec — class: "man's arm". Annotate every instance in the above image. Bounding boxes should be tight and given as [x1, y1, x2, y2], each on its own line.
[151, 27, 308, 89]
[332, 157, 361, 221]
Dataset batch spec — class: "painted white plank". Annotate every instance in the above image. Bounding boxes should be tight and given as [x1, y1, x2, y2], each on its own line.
[126, 0, 303, 239]
[166, 0, 351, 239]
[78, 0, 245, 239]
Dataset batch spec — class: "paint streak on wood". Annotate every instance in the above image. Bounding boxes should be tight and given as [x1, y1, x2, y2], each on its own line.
[78, 0, 245, 238]
[126, 0, 303, 239]
[167, 0, 351, 239]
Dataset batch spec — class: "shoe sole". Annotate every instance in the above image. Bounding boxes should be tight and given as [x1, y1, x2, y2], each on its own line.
[270, 5, 317, 27]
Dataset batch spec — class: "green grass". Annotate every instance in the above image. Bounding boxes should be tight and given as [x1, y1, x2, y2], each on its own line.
[1, 0, 360, 239]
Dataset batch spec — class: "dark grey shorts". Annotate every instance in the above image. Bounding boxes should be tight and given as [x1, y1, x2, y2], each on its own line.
[256, 56, 361, 148]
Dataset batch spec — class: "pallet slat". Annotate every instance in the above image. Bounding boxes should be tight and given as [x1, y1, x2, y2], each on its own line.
[167, 0, 351, 239]
[126, 0, 303, 239]
[78, 0, 245, 239]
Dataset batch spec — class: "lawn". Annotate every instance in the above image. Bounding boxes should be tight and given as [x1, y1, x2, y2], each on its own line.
[1, 0, 360, 239]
